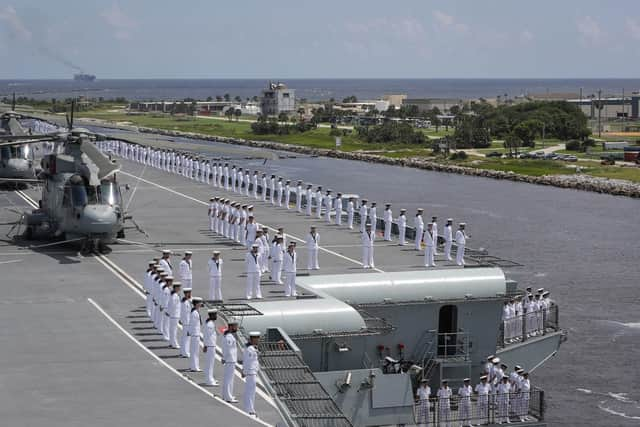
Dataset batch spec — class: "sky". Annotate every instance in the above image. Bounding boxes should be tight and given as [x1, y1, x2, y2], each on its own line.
[1, 0, 639, 79]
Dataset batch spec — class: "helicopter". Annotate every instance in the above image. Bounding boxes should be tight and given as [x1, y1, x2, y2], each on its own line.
[0, 102, 144, 253]
[0, 93, 42, 183]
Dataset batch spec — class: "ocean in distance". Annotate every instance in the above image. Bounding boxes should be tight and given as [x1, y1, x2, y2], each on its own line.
[3, 78, 640, 102]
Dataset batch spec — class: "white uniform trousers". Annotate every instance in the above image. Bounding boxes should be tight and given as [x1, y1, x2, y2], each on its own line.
[285, 273, 297, 297]
[362, 247, 374, 268]
[180, 327, 190, 357]
[153, 303, 160, 329]
[459, 398, 471, 423]
[182, 278, 192, 290]
[209, 216, 215, 231]
[444, 240, 453, 261]
[169, 318, 180, 348]
[424, 246, 435, 267]
[307, 249, 319, 270]
[162, 312, 170, 340]
[223, 362, 236, 401]
[189, 336, 201, 371]
[146, 293, 153, 317]
[415, 227, 423, 250]
[244, 374, 257, 414]
[204, 346, 217, 385]
[456, 244, 466, 265]
[399, 226, 406, 245]
[384, 221, 392, 241]
[246, 273, 262, 299]
[272, 261, 283, 284]
[348, 211, 354, 229]
[335, 210, 342, 226]
[209, 276, 222, 301]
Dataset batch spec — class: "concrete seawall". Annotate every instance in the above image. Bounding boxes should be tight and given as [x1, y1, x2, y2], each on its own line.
[105, 122, 640, 198]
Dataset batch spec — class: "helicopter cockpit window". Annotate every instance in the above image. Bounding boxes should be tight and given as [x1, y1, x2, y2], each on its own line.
[70, 184, 88, 207]
[98, 181, 122, 206]
[0, 146, 9, 160]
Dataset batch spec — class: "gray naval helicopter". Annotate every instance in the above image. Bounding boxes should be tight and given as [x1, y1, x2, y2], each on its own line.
[0, 94, 42, 184]
[1, 105, 142, 253]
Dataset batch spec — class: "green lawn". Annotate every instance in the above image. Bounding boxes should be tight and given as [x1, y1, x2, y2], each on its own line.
[76, 111, 640, 184]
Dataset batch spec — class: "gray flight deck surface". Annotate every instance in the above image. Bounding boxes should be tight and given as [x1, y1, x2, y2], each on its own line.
[0, 155, 484, 427]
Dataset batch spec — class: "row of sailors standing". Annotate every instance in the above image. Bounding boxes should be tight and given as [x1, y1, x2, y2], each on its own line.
[502, 288, 554, 343]
[142, 258, 263, 417]
[416, 366, 532, 425]
[99, 140, 476, 268]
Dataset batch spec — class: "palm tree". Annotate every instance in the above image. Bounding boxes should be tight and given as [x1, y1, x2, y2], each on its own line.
[234, 108, 242, 122]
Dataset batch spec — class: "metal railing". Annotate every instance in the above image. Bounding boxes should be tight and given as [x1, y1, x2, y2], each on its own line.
[414, 388, 544, 426]
[498, 304, 560, 347]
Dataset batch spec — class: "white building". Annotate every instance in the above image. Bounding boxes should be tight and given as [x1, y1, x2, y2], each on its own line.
[260, 82, 296, 116]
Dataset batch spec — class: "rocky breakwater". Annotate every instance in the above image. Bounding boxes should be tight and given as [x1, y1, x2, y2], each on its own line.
[135, 126, 640, 198]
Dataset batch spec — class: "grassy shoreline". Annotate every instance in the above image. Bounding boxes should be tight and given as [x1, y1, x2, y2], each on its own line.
[75, 110, 640, 183]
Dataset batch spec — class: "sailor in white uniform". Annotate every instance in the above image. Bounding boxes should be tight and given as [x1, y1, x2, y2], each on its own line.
[416, 379, 431, 426]
[369, 202, 377, 234]
[276, 177, 284, 207]
[458, 378, 473, 427]
[252, 171, 259, 198]
[159, 249, 173, 276]
[160, 276, 173, 341]
[437, 380, 452, 425]
[208, 197, 216, 232]
[237, 167, 244, 192]
[224, 163, 230, 190]
[306, 226, 320, 270]
[245, 244, 262, 299]
[188, 297, 203, 372]
[203, 309, 219, 386]
[208, 251, 223, 301]
[496, 375, 511, 424]
[324, 190, 333, 223]
[455, 223, 468, 266]
[284, 180, 291, 209]
[397, 209, 407, 245]
[475, 375, 491, 422]
[168, 282, 182, 349]
[243, 331, 261, 416]
[359, 199, 368, 232]
[269, 175, 276, 205]
[414, 209, 424, 251]
[296, 181, 303, 212]
[178, 251, 193, 290]
[347, 197, 355, 229]
[271, 236, 284, 285]
[222, 319, 239, 403]
[245, 170, 251, 196]
[362, 223, 375, 269]
[424, 223, 436, 268]
[519, 371, 531, 422]
[431, 216, 439, 255]
[245, 216, 257, 249]
[144, 261, 155, 317]
[283, 242, 298, 297]
[179, 288, 192, 358]
[315, 186, 323, 218]
[261, 174, 268, 202]
[443, 219, 453, 261]
[383, 204, 393, 241]
[334, 193, 343, 226]
[305, 185, 314, 216]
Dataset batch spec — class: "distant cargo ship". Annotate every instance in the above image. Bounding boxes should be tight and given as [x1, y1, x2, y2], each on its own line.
[73, 73, 96, 82]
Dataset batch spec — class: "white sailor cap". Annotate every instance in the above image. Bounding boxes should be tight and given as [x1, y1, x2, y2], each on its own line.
[459, 222, 466, 226]
[515, 365, 522, 370]
[420, 378, 428, 384]
[162, 249, 172, 254]
[447, 218, 453, 222]
[185, 250, 193, 255]
[492, 357, 500, 364]
[441, 379, 448, 383]
[249, 331, 261, 338]
[480, 375, 488, 380]
[209, 197, 215, 201]
[165, 275, 174, 280]
[183, 288, 192, 292]
[191, 297, 203, 303]
[487, 355, 495, 360]
[463, 378, 470, 382]
[537, 288, 544, 293]
[148, 260, 156, 265]
[159, 272, 168, 277]
[207, 309, 218, 314]
[172, 281, 182, 287]
[212, 250, 221, 255]
[542, 291, 550, 296]
[516, 368, 524, 373]
[247, 205, 254, 209]
[417, 208, 423, 211]
[251, 244, 259, 248]
[227, 317, 239, 325]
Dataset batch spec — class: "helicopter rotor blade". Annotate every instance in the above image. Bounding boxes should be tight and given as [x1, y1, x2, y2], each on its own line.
[80, 138, 121, 180]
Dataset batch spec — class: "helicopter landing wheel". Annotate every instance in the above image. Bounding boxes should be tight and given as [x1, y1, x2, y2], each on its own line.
[97, 241, 110, 254]
[80, 239, 93, 256]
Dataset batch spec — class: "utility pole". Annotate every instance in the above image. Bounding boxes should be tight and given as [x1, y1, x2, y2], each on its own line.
[597, 89, 602, 138]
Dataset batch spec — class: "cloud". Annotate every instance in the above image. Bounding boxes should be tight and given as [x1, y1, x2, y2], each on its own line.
[100, 2, 137, 40]
[345, 17, 426, 43]
[626, 18, 640, 41]
[0, 5, 32, 42]
[433, 10, 468, 35]
[520, 30, 534, 43]
[577, 16, 604, 45]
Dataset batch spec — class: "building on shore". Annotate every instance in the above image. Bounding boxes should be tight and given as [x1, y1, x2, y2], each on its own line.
[567, 94, 640, 120]
[260, 81, 295, 116]
[128, 100, 260, 116]
[383, 94, 407, 109]
[402, 98, 464, 113]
